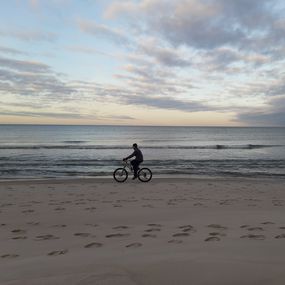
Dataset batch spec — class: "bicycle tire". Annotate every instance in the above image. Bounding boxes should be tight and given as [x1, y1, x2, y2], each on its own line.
[138, 168, 152, 182]
[113, 168, 128, 182]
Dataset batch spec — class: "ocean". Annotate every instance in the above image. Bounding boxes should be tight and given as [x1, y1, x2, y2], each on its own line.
[0, 125, 285, 179]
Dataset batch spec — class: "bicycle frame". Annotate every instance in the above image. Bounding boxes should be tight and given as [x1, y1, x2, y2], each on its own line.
[122, 160, 133, 172]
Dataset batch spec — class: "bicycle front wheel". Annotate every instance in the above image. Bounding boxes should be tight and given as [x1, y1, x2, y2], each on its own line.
[113, 168, 128, 182]
[138, 168, 152, 182]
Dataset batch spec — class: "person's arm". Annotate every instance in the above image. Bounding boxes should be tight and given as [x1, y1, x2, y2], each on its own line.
[124, 151, 135, 160]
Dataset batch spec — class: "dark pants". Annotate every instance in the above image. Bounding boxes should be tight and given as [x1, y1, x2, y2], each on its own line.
[131, 160, 142, 177]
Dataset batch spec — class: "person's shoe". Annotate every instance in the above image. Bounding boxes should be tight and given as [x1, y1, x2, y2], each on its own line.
[132, 176, 137, 180]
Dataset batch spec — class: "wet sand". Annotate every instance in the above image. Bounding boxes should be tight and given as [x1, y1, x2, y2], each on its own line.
[0, 177, 285, 284]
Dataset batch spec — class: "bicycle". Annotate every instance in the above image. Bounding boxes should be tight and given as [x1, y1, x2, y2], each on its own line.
[113, 160, 152, 183]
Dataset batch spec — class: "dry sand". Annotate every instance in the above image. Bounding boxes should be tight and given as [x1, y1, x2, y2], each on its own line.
[0, 177, 285, 285]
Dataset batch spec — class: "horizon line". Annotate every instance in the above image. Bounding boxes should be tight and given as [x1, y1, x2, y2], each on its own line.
[0, 123, 284, 128]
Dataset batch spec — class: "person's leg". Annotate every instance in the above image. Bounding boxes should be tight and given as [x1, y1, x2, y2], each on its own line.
[131, 160, 139, 178]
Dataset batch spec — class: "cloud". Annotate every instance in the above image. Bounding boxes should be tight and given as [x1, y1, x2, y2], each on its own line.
[0, 57, 75, 100]
[0, 110, 97, 120]
[77, 19, 130, 46]
[0, 46, 28, 55]
[121, 95, 213, 112]
[0, 29, 57, 42]
[0, 57, 51, 73]
[238, 95, 285, 126]
[137, 38, 191, 67]
[106, 0, 283, 54]
[66, 46, 115, 57]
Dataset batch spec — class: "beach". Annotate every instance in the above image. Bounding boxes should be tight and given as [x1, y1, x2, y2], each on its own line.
[1, 177, 285, 284]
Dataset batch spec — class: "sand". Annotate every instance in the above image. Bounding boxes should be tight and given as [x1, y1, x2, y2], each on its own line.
[0, 177, 285, 285]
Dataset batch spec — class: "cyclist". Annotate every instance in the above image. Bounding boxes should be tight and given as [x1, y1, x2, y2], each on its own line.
[123, 143, 143, 180]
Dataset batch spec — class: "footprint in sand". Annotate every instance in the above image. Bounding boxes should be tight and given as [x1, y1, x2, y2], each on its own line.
[275, 234, 285, 239]
[145, 228, 161, 232]
[205, 236, 221, 242]
[85, 207, 96, 211]
[1, 254, 19, 259]
[112, 226, 129, 230]
[1, 223, 6, 226]
[147, 223, 162, 227]
[207, 224, 228, 230]
[240, 234, 265, 240]
[209, 232, 226, 237]
[85, 223, 98, 227]
[12, 236, 27, 240]
[35, 234, 60, 241]
[11, 229, 26, 234]
[261, 222, 275, 225]
[240, 225, 251, 229]
[47, 250, 68, 256]
[26, 222, 40, 226]
[247, 227, 264, 231]
[106, 233, 130, 238]
[126, 242, 142, 248]
[84, 242, 103, 248]
[22, 209, 35, 213]
[54, 207, 66, 211]
[173, 233, 189, 237]
[279, 226, 285, 230]
[52, 224, 67, 228]
[168, 239, 183, 244]
[178, 225, 196, 233]
[142, 234, 156, 238]
[142, 204, 154, 208]
[74, 233, 92, 237]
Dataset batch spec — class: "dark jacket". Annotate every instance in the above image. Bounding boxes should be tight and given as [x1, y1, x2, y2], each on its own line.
[126, 148, 143, 162]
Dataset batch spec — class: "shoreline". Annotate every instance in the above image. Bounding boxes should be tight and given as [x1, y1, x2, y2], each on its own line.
[1, 175, 285, 185]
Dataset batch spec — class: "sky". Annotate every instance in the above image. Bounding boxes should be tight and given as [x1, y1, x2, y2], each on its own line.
[1, 0, 285, 126]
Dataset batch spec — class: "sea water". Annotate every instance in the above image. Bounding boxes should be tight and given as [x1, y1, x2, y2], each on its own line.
[0, 125, 285, 179]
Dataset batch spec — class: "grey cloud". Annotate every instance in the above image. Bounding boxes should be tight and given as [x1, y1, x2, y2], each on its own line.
[0, 110, 97, 120]
[0, 46, 28, 55]
[0, 57, 51, 73]
[238, 96, 285, 126]
[77, 19, 130, 46]
[139, 40, 191, 67]
[122, 95, 212, 112]
[0, 29, 57, 42]
[238, 112, 285, 126]
[107, 0, 283, 54]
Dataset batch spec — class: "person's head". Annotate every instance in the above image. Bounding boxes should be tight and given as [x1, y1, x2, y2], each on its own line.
[133, 143, 138, 149]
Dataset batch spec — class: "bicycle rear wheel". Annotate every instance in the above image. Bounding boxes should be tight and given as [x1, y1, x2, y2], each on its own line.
[113, 168, 128, 182]
[138, 168, 152, 182]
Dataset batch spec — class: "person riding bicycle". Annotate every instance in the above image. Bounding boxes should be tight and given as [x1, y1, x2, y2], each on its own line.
[123, 143, 143, 180]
